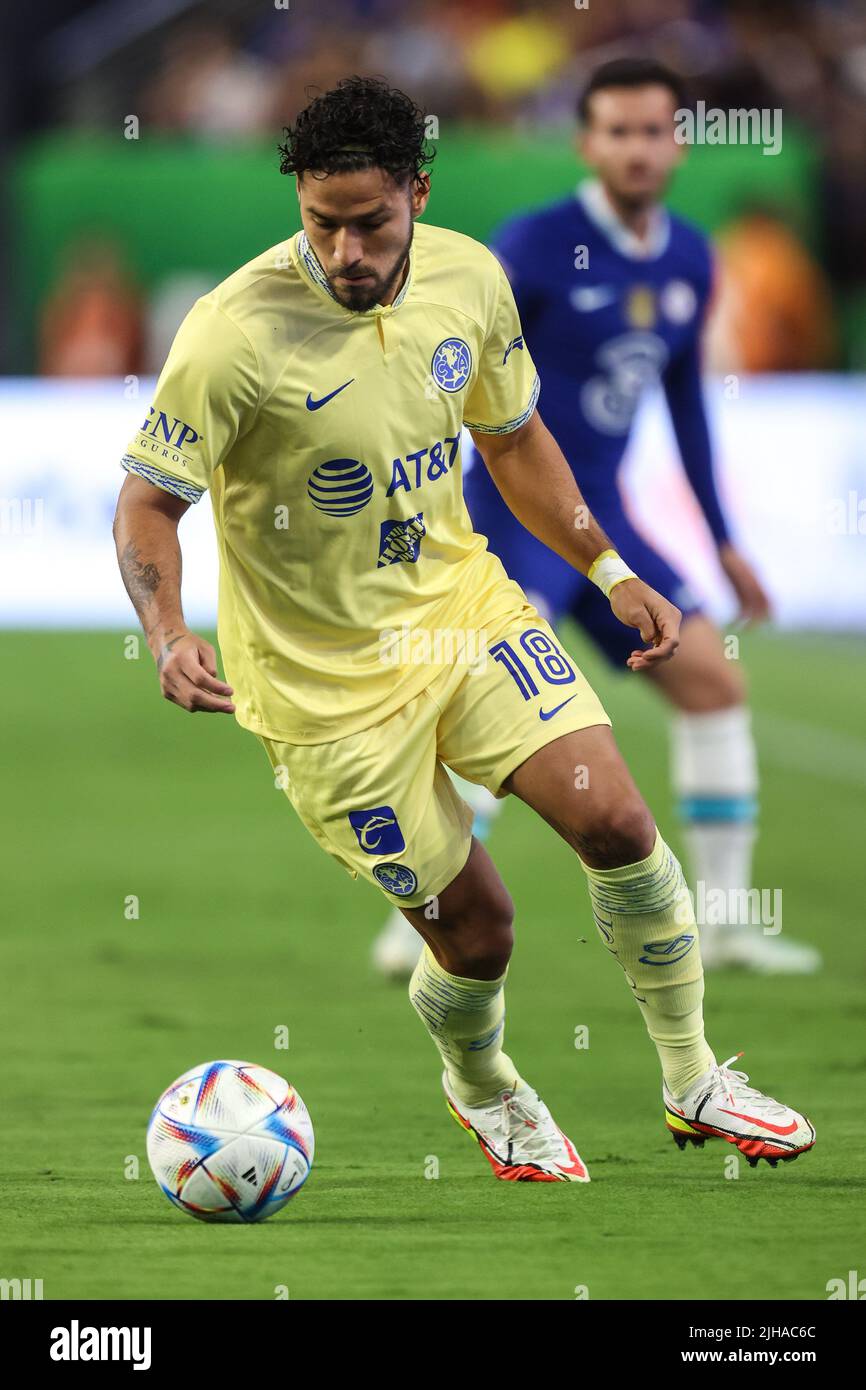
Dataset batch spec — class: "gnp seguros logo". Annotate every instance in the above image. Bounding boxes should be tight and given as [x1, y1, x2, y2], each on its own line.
[137, 406, 201, 465]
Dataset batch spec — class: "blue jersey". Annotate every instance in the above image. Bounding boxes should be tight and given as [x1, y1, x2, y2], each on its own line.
[464, 180, 727, 663]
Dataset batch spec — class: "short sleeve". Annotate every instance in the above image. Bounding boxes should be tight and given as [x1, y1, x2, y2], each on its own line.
[121, 298, 259, 503]
[462, 258, 540, 435]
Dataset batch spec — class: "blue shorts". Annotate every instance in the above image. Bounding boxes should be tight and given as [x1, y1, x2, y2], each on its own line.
[464, 463, 702, 669]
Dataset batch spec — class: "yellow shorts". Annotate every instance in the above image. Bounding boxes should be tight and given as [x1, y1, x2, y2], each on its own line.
[259, 603, 610, 909]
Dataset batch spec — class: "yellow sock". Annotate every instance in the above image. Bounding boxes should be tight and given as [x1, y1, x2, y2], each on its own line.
[409, 946, 522, 1106]
[581, 830, 715, 1097]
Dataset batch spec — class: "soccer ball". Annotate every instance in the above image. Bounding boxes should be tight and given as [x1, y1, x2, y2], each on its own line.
[146, 1059, 314, 1223]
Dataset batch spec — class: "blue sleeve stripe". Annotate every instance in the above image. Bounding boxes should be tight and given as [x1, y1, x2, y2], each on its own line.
[121, 455, 205, 504]
[465, 372, 540, 435]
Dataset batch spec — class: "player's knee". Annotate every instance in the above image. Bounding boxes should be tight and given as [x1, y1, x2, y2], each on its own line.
[712, 666, 747, 708]
[584, 797, 656, 869]
[444, 891, 514, 979]
[678, 664, 747, 713]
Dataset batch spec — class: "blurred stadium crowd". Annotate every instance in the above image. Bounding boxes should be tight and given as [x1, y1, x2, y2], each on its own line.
[2, 0, 866, 375]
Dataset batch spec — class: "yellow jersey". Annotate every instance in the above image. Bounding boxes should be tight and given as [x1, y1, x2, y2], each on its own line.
[121, 221, 540, 742]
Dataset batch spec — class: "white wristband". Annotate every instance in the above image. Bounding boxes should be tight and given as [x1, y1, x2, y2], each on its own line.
[587, 548, 637, 598]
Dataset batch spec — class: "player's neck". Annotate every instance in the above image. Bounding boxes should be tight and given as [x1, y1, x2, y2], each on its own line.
[378, 255, 410, 308]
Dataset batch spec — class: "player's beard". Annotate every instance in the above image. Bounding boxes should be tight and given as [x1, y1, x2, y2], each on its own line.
[327, 226, 413, 312]
[609, 164, 670, 215]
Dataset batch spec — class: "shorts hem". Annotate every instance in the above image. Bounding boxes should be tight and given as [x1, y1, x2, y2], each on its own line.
[486, 711, 612, 797]
[378, 829, 474, 911]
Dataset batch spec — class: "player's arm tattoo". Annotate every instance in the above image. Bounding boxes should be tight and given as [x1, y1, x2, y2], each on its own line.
[118, 540, 161, 613]
[118, 539, 186, 653]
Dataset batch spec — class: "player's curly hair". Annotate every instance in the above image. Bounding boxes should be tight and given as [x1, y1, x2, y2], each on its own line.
[279, 76, 436, 184]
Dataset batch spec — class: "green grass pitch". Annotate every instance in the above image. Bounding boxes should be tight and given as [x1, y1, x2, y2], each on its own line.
[1, 627, 864, 1301]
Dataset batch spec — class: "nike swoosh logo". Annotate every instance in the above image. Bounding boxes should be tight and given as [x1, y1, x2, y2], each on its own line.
[556, 1129, 589, 1178]
[306, 379, 354, 410]
[717, 1108, 799, 1136]
[539, 694, 578, 721]
[570, 285, 617, 312]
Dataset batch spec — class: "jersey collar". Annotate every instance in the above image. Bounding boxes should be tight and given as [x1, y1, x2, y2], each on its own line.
[577, 178, 670, 261]
[293, 230, 413, 315]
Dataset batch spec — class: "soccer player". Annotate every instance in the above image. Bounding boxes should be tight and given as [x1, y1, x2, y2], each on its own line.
[114, 77, 814, 1181]
[455, 58, 818, 976]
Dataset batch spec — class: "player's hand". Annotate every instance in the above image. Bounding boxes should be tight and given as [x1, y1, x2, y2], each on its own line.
[153, 630, 236, 713]
[718, 543, 771, 624]
[609, 578, 681, 671]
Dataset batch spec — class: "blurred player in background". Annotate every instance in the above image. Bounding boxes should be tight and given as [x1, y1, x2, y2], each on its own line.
[374, 58, 820, 979]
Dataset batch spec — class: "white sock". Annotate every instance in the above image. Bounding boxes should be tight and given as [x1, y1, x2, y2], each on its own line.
[449, 771, 503, 839]
[671, 706, 758, 937]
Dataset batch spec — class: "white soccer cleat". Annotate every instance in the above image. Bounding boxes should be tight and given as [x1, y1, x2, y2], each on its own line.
[664, 1052, 816, 1167]
[700, 926, 821, 975]
[371, 908, 423, 980]
[444, 1073, 590, 1182]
